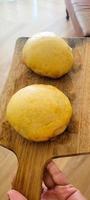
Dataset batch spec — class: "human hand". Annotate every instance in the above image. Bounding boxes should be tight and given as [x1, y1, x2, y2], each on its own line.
[8, 161, 86, 200]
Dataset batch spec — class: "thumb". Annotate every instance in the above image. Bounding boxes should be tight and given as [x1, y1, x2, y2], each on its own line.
[8, 190, 27, 200]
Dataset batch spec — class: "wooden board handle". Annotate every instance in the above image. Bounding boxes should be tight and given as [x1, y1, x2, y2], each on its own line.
[11, 141, 53, 200]
[13, 158, 42, 200]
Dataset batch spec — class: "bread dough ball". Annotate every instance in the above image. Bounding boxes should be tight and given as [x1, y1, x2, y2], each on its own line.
[6, 84, 72, 141]
[22, 32, 74, 78]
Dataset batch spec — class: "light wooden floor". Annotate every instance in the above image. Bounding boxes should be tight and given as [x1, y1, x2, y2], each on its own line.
[0, 0, 90, 200]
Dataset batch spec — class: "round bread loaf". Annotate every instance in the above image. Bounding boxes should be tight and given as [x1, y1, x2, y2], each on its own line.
[6, 84, 72, 141]
[22, 32, 73, 78]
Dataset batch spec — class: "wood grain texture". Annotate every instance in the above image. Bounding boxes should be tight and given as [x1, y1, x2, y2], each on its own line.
[0, 37, 90, 200]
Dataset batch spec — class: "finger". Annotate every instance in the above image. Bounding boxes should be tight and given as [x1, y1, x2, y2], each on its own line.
[8, 190, 27, 200]
[55, 185, 86, 200]
[41, 189, 57, 200]
[54, 185, 77, 200]
[46, 161, 69, 186]
[41, 185, 77, 200]
[43, 161, 69, 189]
[67, 190, 86, 200]
[43, 167, 55, 189]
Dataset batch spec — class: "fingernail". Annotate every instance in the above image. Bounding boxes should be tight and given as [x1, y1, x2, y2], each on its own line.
[8, 190, 27, 200]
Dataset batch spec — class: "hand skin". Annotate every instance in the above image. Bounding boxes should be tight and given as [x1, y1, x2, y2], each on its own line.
[8, 161, 86, 200]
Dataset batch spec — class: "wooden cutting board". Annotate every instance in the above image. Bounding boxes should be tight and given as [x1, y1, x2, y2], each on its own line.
[0, 37, 90, 200]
